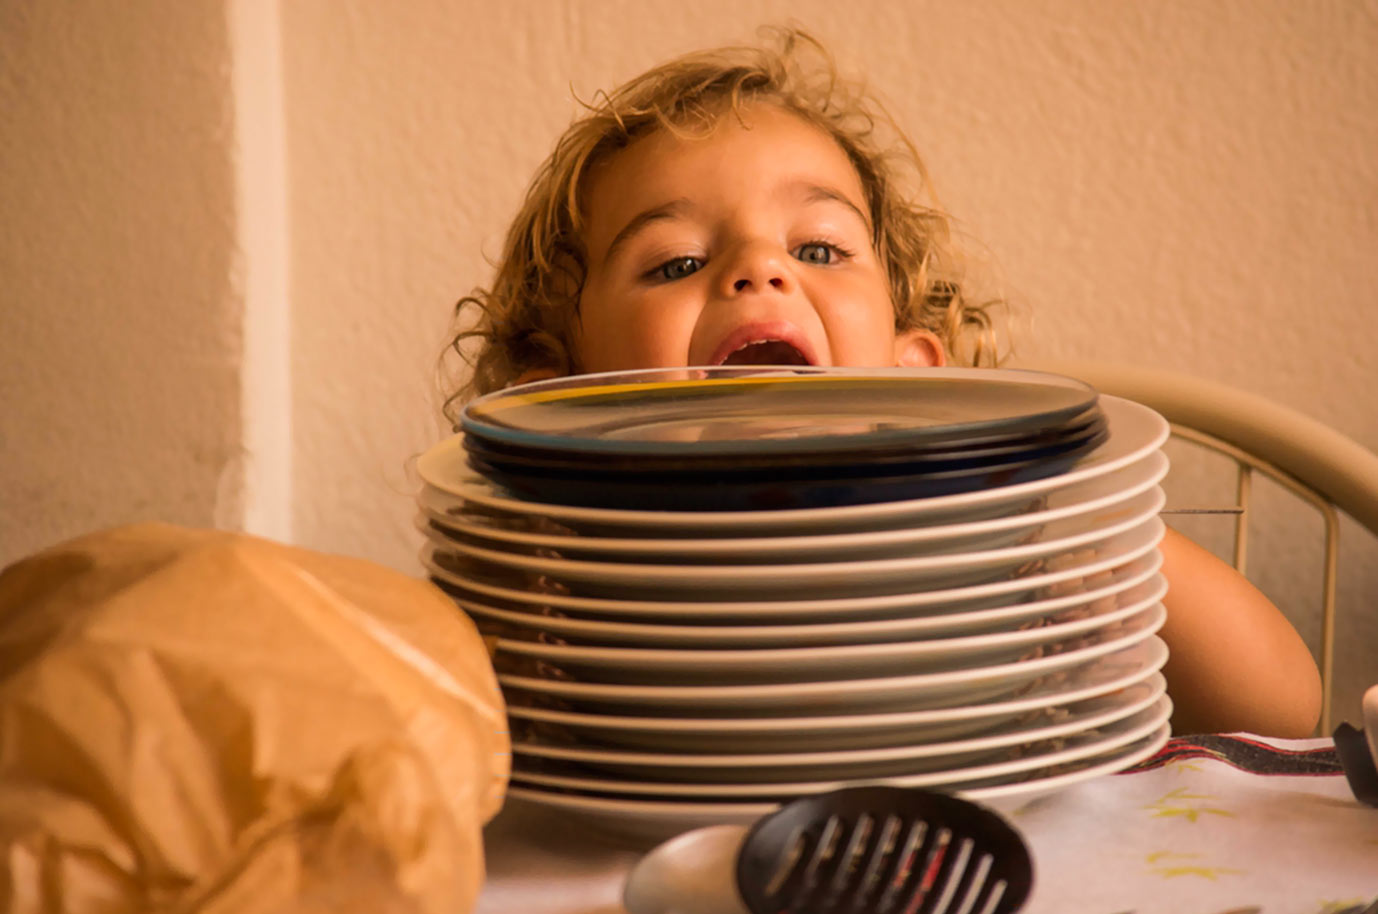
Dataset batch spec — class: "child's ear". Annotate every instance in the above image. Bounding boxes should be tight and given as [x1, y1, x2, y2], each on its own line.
[894, 329, 946, 368]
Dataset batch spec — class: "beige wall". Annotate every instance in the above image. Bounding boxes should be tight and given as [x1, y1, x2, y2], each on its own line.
[1, 2, 243, 555]
[4, 1, 1375, 720]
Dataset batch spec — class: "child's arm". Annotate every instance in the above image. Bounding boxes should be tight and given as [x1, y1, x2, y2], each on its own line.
[1155, 525, 1322, 737]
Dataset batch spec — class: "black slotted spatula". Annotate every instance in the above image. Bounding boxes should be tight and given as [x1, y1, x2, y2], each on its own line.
[734, 786, 1033, 914]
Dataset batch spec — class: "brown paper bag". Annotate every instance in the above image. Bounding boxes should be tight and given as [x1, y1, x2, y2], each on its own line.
[0, 523, 510, 914]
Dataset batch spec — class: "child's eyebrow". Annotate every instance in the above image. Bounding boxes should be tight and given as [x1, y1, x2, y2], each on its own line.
[602, 198, 693, 265]
[785, 180, 872, 231]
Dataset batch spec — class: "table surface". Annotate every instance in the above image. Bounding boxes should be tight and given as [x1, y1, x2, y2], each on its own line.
[474, 734, 1378, 914]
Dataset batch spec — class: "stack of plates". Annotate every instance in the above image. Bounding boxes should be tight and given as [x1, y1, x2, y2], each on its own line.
[415, 367, 1173, 838]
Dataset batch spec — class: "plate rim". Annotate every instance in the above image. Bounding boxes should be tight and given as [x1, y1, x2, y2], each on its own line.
[503, 638, 1169, 735]
[489, 574, 1168, 674]
[501, 722, 1171, 826]
[420, 520, 1164, 620]
[419, 451, 1168, 560]
[418, 395, 1169, 531]
[448, 552, 1163, 647]
[421, 488, 1165, 590]
[494, 609, 1167, 708]
[506, 696, 1173, 798]
[510, 673, 1168, 769]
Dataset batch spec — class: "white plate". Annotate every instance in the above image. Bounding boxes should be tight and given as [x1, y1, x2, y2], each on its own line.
[422, 518, 1164, 621]
[511, 674, 1166, 783]
[496, 609, 1166, 713]
[417, 394, 1168, 536]
[456, 552, 1162, 648]
[505, 638, 1168, 752]
[422, 488, 1164, 598]
[510, 697, 1171, 798]
[503, 724, 1170, 841]
[490, 576, 1167, 685]
[418, 451, 1167, 563]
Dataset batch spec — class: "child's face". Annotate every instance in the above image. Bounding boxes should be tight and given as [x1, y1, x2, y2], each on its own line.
[572, 104, 943, 374]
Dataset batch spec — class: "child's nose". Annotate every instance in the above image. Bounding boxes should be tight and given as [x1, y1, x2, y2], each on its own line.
[720, 243, 795, 296]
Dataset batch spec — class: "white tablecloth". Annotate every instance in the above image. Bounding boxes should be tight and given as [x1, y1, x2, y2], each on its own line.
[475, 734, 1378, 914]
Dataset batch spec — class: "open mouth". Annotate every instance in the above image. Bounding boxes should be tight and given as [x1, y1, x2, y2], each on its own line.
[717, 339, 813, 366]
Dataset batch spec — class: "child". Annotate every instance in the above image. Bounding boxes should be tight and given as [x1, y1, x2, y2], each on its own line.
[443, 29, 1321, 738]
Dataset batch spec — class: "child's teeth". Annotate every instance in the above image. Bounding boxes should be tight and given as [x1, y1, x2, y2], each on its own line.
[722, 339, 809, 366]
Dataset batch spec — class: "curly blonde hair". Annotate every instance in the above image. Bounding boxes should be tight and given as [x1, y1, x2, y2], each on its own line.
[442, 28, 1004, 424]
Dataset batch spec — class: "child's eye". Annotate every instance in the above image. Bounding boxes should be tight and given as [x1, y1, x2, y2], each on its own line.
[793, 242, 848, 265]
[655, 256, 703, 281]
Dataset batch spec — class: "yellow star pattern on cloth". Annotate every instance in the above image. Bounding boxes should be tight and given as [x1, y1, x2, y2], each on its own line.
[1165, 760, 1205, 774]
[1319, 901, 1369, 914]
[1143, 851, 1245, 881]
[1143, 787, 1235, 822]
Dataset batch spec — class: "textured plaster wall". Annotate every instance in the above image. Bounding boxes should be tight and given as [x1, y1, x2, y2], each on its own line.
[0, 2, 243, 561]
[3, 1, 1375, 722]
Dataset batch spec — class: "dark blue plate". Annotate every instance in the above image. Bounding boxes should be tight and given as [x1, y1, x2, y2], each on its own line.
[461, 367, 1099, 460]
